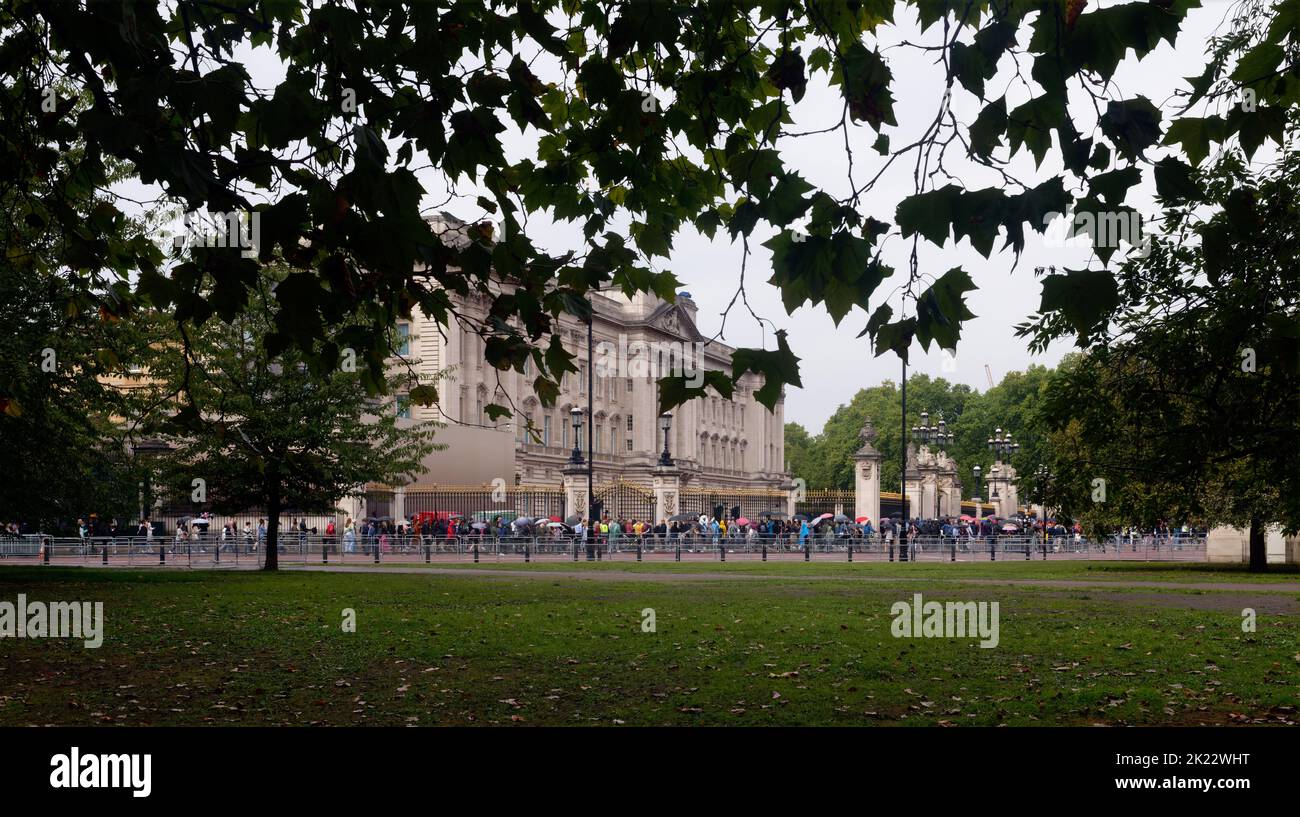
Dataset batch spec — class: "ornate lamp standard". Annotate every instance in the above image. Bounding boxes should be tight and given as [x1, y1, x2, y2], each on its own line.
[986, 428, 1019, 515]
[1034, 464, 1053, 517]
[987, 427, 1019, 463]
[912, 410, 954, 517]
[971, 463, 982, 506]
[568, 407, 585, 465]
[658, 411, 674, 466]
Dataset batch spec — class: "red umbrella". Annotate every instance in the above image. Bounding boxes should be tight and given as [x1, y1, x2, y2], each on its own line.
[736, 517, 751, 526]
[548, 515, 562, 523]
[814, 512, 834, 521]
[855, 516, 870, 523]
[959, 514, 976, 522]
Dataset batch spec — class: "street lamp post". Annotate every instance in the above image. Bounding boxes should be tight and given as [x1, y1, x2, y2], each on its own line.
[658, 412, 674, 466]
[1035, 464, 1052, 517]
[972, 463, 982, 507]
[585, 301, 596, 558]
[986, 428, 1019, 515]
[568, 408, 585, 465]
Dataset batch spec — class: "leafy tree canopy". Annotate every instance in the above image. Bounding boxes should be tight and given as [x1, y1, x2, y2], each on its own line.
[4, 0, 1288, 424]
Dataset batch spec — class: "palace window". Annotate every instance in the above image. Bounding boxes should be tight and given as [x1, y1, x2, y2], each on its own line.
[395, 322, 410, 357]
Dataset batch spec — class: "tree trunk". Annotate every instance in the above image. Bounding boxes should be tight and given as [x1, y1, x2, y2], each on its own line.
[1248, 516, 1267, 573]
[264, 480, 281, 571]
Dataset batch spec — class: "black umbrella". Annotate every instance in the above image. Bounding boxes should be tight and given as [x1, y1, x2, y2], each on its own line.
[668, 513, 695, 522]
[564, 514, 581, 527]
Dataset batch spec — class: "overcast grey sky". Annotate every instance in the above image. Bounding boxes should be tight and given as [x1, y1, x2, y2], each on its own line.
[536, 1, 1238, 433]
[132, 1, 1246, 434]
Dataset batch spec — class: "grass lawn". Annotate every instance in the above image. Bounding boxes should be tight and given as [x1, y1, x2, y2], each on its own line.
[0, 563, 1296, 726]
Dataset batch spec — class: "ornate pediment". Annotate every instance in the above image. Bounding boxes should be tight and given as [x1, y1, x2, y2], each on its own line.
[647, 302, 705, 342]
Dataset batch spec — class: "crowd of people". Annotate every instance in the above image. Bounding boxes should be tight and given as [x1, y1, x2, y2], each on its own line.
[5, 510, 1206, 558]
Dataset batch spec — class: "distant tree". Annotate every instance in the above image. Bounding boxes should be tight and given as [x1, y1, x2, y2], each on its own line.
[146, 272, 441, 570]
[1028, 147, 1300, 570]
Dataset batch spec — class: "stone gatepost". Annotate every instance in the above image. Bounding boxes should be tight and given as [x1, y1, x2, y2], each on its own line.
[339, 493, 365, 527]
[986, 463, 1019, 517]
[852, 418, 884, 524]
[651, 466, 680, 524]
[561, 464, 589, 522]
[393, 487, 406, 524]
[903, 444, 923, 519]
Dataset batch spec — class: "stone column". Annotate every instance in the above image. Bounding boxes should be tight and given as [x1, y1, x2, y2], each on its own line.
[921, 473, 938, 519]
[561, 464, 589, 522]
[651, 466, 680, 524]
[393, 487, 406, 524]
[1000, 464, 1020, 514]
[853, 450, 883, 524]
[340, 493, 365, 527]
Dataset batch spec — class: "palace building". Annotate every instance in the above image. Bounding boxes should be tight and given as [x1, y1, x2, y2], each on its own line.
[394, 214, 789, 495]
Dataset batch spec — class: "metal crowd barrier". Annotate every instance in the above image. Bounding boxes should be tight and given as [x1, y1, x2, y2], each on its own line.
[4, 533, 1209, 566]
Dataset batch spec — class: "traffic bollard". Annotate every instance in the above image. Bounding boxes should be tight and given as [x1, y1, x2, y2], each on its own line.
[525, 545, 530, 563]
[374, 542, 380, 564]
[159, 543, 165, 565]
[720, 547, 726, 562]
[804, 545, 810, 562]
[424, 543, 430, 563]
[636, 545, 642, 562]
[675, 546, 680, 562]
[761, 545, 767, 562]
[847, 545, 853, 562]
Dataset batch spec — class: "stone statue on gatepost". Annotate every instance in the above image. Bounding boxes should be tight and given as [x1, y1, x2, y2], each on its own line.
[852, 417, 884, 526]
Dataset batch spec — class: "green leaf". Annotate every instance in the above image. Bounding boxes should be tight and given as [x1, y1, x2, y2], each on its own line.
[915, 267, 976, 351]
[1152, 157, 1199, 203]
[969, 97, 1007, 159]
[1087, 166, 1142, 207]
[730, 330, 803, 409]
[1038, 269, 1119, 340]
[1162, 115, 1225, 166]
[657, 369, 734, 414]
[873, 318, 916, 361]
[1099, 97, 1162, 162]
[837, 43, 896, 130]
[767, 47, 807, 103]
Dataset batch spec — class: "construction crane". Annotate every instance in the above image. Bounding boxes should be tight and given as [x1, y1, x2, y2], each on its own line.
[984, 364, 995, 389]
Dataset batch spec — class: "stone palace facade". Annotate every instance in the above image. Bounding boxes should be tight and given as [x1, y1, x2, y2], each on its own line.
[394, 215, 789, 493]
